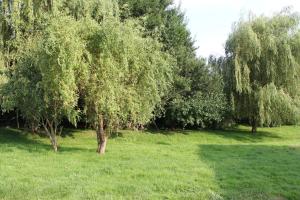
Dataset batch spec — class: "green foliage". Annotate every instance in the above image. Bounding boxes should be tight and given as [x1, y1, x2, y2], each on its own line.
[0, 0, 173, 151]
[119, 1, 228, 128]
[81, 16, 173, 130]
[163, 57, 228, 128]
[0, 0, 229, 133]
[1, 15, 85, 150]
[0, 52, 7, 91]
[118, 0, 172, 34]
[258, 83, 300, 126]
[225, 10, 300, 130]
[60, 0, 119, 21]
[1, 0, 298, 145]
[167, 91, 227, 128]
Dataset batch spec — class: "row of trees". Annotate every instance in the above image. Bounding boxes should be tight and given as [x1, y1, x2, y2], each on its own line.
[0, 1, 299, 153]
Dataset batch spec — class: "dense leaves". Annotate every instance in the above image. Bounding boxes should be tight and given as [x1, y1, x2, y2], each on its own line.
[82, 18, 172, 128]
[1, 15, 85, 151]
[80, 14, 173, 153]
[225, 10, 300, 132]
[118, 0, 228, 128]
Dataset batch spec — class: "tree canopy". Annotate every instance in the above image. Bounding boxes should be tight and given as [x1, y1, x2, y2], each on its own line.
[81, 16, 172, 153]
[225, 10, 300, 132]
[1, 15, 85, 151]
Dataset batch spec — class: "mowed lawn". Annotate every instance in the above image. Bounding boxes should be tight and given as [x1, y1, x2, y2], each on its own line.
[0, 126, 299, 200]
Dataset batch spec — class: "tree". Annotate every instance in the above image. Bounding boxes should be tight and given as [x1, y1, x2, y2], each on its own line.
[152, 6, 227, 128]
[225, 10, 300, 133]
[161, 57, 227, 129]
[1, 15, 85, 151]
[80, 16, 172, 154]
[118, 0, 172, 34]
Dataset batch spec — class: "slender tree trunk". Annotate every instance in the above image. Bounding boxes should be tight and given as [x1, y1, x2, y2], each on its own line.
[50, 133, 58, 152]
[251, 118, 257, 134]
[31, 122, 38, 134]
[96, 115, 107, 154]
[251, 124, 257, 134]
[16, 110, 19, 129]
[42, 120, 58, 152]
[49, 121, 58, 152]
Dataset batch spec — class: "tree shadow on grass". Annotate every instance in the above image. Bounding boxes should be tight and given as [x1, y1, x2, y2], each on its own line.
[60, 128, 77, 138]
[145, 129, 190, 136]
[147, 127, 281, 143]
[198, 144, 300, 200]
[110, 131, 124, 139]
[203, 128, 282, 143]
[0, 128, 50, 151]
[0, 127, 89, 153]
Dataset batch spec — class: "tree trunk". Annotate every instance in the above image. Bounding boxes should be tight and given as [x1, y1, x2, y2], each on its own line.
[251, 125, 257, 134]
[251, 118, 257, 134]
[31, 122, 38, 134]
[96, 115, 107, 154]
[16, 110, 19, 129]
[42, 120, 58, 152]
[50, 134, 58, 152]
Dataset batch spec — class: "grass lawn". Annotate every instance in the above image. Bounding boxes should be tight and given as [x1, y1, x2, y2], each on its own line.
[0, 126, 299, 200]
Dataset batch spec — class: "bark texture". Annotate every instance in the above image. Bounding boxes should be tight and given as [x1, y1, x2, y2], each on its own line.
[96, 115, 107, 154]
[42, 119, 59, 152]
[251, 117, 257, 134]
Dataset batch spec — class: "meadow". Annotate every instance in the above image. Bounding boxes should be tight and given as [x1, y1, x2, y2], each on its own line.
[0, 126, 299, 200]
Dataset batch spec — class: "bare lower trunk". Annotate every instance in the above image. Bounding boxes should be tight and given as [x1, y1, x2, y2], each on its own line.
[50, 134, 58, 152]
[251, 118, 257, 134]
[97, 135, 107, 154]
[251, 125, 257, 134]
[30, 122, 39, 134]
[42, 120, 58, 152]
[96, 115, 107, 154]
[16, 111, 19, 129]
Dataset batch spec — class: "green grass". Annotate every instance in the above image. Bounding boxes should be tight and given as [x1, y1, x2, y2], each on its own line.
[0, 126, 299, 200]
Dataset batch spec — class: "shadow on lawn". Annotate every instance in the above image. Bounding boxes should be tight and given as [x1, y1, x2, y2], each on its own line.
[146, 129, 191, 136]
[203, 128, 282, 143]
[60, 128, 77, 138]
[148, 127, 281, 143]
[0, 127, 89, 153]
[0, 128, 50, 153]
[198, 144, 300, 200]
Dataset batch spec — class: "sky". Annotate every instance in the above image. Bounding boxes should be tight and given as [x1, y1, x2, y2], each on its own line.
[173, 0, 300, 58]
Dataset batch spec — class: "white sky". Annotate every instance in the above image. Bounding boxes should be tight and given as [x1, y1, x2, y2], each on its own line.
[173, 0, 300, 58]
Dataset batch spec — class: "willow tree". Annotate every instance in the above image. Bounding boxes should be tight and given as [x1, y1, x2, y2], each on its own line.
[0, 0, 53, 64]
[225, 10, 300, 132]
[80, 15, 172, 154]
[1, 16, 85, 151]
[0, 0, 57, 129]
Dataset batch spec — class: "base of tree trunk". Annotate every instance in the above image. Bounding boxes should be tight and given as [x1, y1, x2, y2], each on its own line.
[251, 126, 257, 134]
[51, 138, 58, 152]
[97, 137, 108, 154]
[96, 115, 107, 155]
[53, 145, 58, 152]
